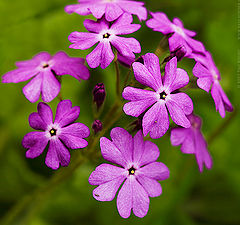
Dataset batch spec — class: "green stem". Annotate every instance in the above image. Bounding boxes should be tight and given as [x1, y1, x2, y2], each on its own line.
[114, 60, 121, 97]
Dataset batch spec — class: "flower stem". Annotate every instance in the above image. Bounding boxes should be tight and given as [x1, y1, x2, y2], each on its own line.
[114, 60, 121, 97]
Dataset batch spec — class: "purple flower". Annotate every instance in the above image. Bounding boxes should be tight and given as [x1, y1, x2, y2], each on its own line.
[2, 51, 90, 103]
[68, 13, 141, 69]
[170, 114, 213, 172]
[89, 128, 169, 218]
[122, 53, 193, 139]
[146, 12, 205, 57]
[65, 0, 147, 22]
[192, 52, 233, 118]
[22, 100, 90, 170]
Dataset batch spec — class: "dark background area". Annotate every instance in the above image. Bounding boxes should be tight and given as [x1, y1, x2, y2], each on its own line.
[0, 0, 239, 225]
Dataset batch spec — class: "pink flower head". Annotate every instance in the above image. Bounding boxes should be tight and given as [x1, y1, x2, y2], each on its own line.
[68, 13, 141, 69]
[65, 0, 147, 22]
[192, 52, 233, 118]
[171, 114, 213, 173]
[22, 100, 90, 170]
[2, 51, 90, 103]
[146, 12, 205, 57]
[122, 53, 193, 139]
[89, 128, 169, 218]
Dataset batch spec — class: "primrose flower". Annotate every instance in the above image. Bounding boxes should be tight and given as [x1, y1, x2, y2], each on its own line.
[171, 114, 213, 172]
[2, 52, 90, 103]
[68, 13, 141, 69]
[122, 53, 193, 139]
[22, 100, 90, 170]
[65, 0, 147, 22]
[146, 12, 205, 57]
[89, 128, 169, 218]
[192, 52, 233, 118]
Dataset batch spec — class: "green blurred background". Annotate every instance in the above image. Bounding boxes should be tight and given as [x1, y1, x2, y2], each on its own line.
[0, 0, 239, 225]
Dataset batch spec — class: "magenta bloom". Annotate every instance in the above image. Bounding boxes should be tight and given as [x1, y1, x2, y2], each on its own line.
[89, 128, 169, 218]
[65, 0, 147, 22]
[146, 12, 205, 57]
[22, 100, 90, 170]
[171, 114, 213, 172]
[192, 52, 233, 118]
[2, 51, 90, 103]
[122, 53, 193, 139]
[68, 13, 141, 69]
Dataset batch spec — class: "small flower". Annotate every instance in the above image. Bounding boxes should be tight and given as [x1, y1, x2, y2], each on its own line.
[68, 13, 141, 69]
[93, 83, 106, 109]
[22, 100, 90, 170]
[92, 120, 103, 134]
[192, 52, 233, 118]
[89, 127, 169, 218]
[122, 53, 193, 139]
[2, 52, 90, 103]
[146, 12, 205, 57]
[65, 0, 147, 22]
[170, 114, 213, 172]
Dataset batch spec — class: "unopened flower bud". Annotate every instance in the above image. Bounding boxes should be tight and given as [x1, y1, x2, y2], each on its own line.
[92, 120, 103, 134]
[163, 46, 187, 64]
[93, 83, 106, 109]
[171, 46, 186, 61]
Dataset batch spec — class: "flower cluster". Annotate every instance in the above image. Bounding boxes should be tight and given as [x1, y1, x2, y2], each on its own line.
[1, 0, 233, 220]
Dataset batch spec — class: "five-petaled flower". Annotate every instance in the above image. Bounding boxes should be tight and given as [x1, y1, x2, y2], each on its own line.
[171, 114, 213, 172]
[65, 0, 147, 22]
[2, 51, 90, 103]
[122, 53, 193, 139]
[192, 52, 233, 118]
[68, 13, 141, 69]
[89, 127, 169, 218]
[146, 12, 205, 57]
[22, 100, 90, 170]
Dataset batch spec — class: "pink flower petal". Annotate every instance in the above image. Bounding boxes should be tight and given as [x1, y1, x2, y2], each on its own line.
[169, 93, 193, 115]
[100, 137, 127, 167]
[41, 70, 61, 102]
[146, 12, 173, 34]
[142, 102, 169, 138]
[119, 1, 147, 21]
[111, 13, 141, 35]
[15, 52, 51, 67]
[69, 32, 98, 50]
[45, 139, 70, 170]
[139, 140, 160, 167]
[22, 74, 42, 103]
[100, 41, 115, 69]
[105, 3, 123, 21]
[59, 123, 90, 149]
[168, 68, 189, 92]
[143, 53, 163, 87]
[2, 68, 39, 83]
[137, 176, 162, 197]
[110, 127, 133, 163]
[139, 162, 170, 181]
[86, 42, 104, 68]
[54, 100, 80, 127]
[92, 176, 126, 201]
[22, 131, 48, 158]
[37, 102, 53, 126]
[132, 62, 161, 91]
[89, 163, 126, 185]
[51, 51, 90, 81]
[166, 99, 191, 128]
[28, 112, 47, 131]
